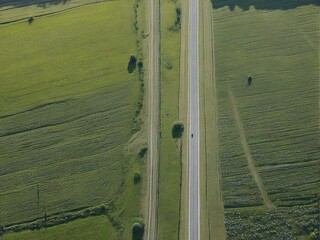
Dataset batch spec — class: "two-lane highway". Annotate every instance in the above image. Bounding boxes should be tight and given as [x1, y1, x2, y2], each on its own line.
[188, 0, 200, 238]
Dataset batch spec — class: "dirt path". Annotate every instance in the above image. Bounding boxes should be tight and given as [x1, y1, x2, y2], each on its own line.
[146, 0, 160, 238]
[200, 0, 226, 238]
[228, 88, 274, 209]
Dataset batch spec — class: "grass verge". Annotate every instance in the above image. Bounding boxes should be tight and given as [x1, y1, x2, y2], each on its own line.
[157, 0, 182, 238]
[178, 0, 189, 238]
[199, 0, 226, 238]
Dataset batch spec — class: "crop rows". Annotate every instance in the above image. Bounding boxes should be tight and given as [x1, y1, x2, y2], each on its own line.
[213, 1, 319, 238]
[0, 1, 140, 237]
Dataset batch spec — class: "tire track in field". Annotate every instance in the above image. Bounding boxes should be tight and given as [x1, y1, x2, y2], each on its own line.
[228, 88, 275, 209]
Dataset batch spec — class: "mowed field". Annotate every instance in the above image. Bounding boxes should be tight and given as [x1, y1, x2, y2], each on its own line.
[0, 0, 144, 238]
[212, 0, 319, 238]
[0, 0, 107, 24]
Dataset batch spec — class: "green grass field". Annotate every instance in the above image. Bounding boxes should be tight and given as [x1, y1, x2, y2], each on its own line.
[0, 0, 108, 24]
[212, 0, 319, 238]
[157, 0, 182, 239]
[0, 0, 146, 238]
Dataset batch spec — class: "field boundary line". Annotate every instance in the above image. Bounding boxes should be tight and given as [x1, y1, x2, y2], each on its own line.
[228, 88, 275, 209]
[1, 204, 110, 235]
[259, 159, 320, 171]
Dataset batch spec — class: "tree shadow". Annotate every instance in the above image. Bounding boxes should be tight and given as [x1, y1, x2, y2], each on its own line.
[247, 76, 252, 86]
[127, 55, 137, 74]
[0, 0, 71, 9]
[211, 0, 319, 11]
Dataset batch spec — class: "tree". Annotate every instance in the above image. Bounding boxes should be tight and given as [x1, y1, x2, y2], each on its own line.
[127, 55, 137, 73]
[28, 17, 34, 25]
[132, 222, 144, 240]
[172, 121, 184, 139]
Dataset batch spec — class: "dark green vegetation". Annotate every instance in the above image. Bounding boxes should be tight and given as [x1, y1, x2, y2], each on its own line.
[132, 222, 144, 240]
[213, 0, 319, 238]
[128, 55, 137, 73]
[138, 146, 147, 158]
[169, 7, 181, 32]
[133, 173, 141, 184]
[172, 121, 184, 139]
[132, 0, 146, 134]
[212, 0, 319, 11]
[2, 205, 107, 235]
[0, 0, 146, 239]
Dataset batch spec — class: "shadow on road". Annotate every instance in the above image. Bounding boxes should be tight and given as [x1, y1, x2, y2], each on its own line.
[211, 0, 319, 11]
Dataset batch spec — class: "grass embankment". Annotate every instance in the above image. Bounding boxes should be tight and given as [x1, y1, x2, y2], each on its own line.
[0, 0, 146, 239]
[212, 0, 319, 238]
[157, 0, 182, 239]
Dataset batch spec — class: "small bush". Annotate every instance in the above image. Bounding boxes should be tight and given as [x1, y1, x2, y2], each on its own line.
[28, 17, 34, 25]
[165, 59, 173, 70]
[138, 146, 147, 158]
[133, 173, 141, 184]
[138, 61, 143, 71]
[169, 8, 181, 31]
[99, 205, 107, 214]
[172, 121, 184, 139]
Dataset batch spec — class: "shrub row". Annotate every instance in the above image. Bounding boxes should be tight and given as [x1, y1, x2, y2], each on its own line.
[0, 205, 108, 236]
[169, 8, 181, 32]
[131, 0, 145, 134]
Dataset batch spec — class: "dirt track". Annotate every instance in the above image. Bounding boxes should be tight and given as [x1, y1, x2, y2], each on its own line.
[146, 0, 160, 238]
[228, 88, 274, 209]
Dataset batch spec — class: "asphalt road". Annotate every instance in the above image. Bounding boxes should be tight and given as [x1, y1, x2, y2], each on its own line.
[188, 0, 200, 238]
